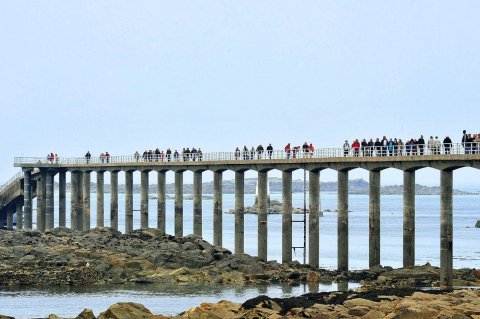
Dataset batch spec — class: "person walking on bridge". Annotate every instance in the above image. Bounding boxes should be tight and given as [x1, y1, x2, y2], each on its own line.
[266, 144, 273, 159]
[418, 135, 425, 155]
[443, 136, 452, 154]
[352, 139, 360, 157]
[308, 143, 315, 157]
[85, 151, 91, 164]
[343, 140, 350, 157]
[285, 143, 291, 159]
[256, 144, 264, 159]
[134, 151, 140, 162]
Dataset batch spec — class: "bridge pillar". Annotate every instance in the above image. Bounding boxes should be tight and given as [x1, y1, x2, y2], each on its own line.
[193, 171, 203, 237]
[141, 171, 149, 229]
[369, 170, 381, 268]
[70, 171, 79, 230]
[440, 169, 453, 289]
[403, 170, 416, 268]
[157, 171, 166, 232]
[338, 170, 349, 272]
[58, 171, 66, 227]
[125, 170, 133, 234]
[37, 170, 47, 232]
[235, 171, 245, 254]
[46, 171, 54, 231]
[258, 171, 268, 261]
[110, 171, 119, 230]
[213, 171, 223, 246]
[282, 170, 292, 263]
[7, 205, 14, 230]
[309, 170, 320, 268]
[96, 171, 104, 227]
[175, 171, 183, 237]
[23, 170, 32, 229]
[83, 171, 91, 231]
[16, 202, 23, 230]
[77, 172, 84, 231]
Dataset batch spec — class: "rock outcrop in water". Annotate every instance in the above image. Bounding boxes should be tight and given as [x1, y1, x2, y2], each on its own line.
[0, 227, 345, 287]
[225, 199, 311, 215]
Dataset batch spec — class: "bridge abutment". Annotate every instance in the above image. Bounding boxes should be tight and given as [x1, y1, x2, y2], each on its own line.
[234, 170, 245, 254]
[157, 171, 166, 232]
[59, 171, 66, 227]
[338, 169, 349, 272]
[174, 171, 183, 237]
[369, 170, 381, 268]
[193, 170, 203, 237]
[282, 170, 292, 263]
[440, 169, 453, 288]
[110, 171, 119, 230]
[140, 170, 149, 229]
[309, 170, 320, 268]
[125, 170, 133, 234]
[403, 170, 416, 268]
[213, 170, 223, 246]
[96, 171, 104, 227]
[258, 171, 269, 262]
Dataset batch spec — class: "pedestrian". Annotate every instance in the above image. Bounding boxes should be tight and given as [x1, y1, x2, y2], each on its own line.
[462, 130, 468, 153]
[418, 135, 425, 155]
[381, 136, 388, 156]
[266, 143, 273, 159]
[308, 143, 314, 157]
[105, 152, 110, 163]
[343, 140, 350, 157]
[85, 151, 91, 164]
[197, 148, 203, 161]
[387, 138, 394, 156]
[243, 146, 249, 160]
[250, 146, 255, 160]
[155, 148, 161, 161]
[427, 136, 435, 155]
[134, 151, 140, 162]
[443, 136, 452, 154]
[434, 136, 441, 155]
[256, 144, 264, 159]
[361, 139, 367, 156]
[374, 138, 382, 156]
[398, 139, 404, 156]
[191, 147, 197, 161]
[100, 152, 105, 163]
[302, 142, 309, 157]
[284, 143, 291, 159]
[393, 138, 399, 156]
[55, 153, 59, 164]
[367, 139, 374, 157]
[174, 150, 179, 161]
[235, 147, 240, 160]
[352, 139, 360, 157]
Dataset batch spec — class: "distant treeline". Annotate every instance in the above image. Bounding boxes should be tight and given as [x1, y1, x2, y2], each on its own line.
[54, 178, 473, 195]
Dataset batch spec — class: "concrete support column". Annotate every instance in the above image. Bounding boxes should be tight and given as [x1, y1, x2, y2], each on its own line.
[125, 171, 133, 234]
[96, 172, 104, 227]
[16, 202, 23, 230]
[70, 172, 79, 230]
[175, 171, 184, 237]
[7, 206, 14, 230]
[369, 170, 381, 268]
[141, 171, 149, 229]
[58, 171, 66, 227]
[235, 171, 245, 254]
[23, 170, 32, 229]
[403, 170, 416, 268]
[440, 170, 453, 289]
[77, 172, 84, 231]
[37, 170, 46, 232]
[193, 171, 203, 236]
[338, 170, 349, 272]
[282, 171, 292, 263]
[46, 171, 54, 230]
[213, 171, 223, 246]
[309, 171, 320, 268]
[110, 171, 119, 230]
[83, 171, 91, 231]
[157, 171, 166, 232]
[257, 171, 268, 262]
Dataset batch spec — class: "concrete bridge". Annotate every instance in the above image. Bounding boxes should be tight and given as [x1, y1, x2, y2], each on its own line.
[2, 144, 480, 288]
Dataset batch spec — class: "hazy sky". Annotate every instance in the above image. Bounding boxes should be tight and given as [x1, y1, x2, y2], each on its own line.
[1, 1, 480, 188]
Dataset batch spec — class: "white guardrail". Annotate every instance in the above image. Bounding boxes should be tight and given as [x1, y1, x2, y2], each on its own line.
[12, 143, 477, 166]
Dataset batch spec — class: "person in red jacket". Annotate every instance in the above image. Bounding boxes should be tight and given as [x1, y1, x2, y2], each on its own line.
[308, 143, 315, 157]
[352, 139, 361, 157]
[285, 143, 291, 159]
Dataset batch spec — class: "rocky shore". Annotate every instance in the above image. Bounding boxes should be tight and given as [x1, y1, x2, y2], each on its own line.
[2, 228, 480, 318]
[3, 288, 480, 318]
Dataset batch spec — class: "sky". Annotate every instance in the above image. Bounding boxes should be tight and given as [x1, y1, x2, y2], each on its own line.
[1, 1, 480, 188]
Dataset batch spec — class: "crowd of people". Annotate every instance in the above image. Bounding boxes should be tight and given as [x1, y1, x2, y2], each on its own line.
[342, 135, 456, 157]
[133, 148, 203, 162]
[47, 130, 477, 165]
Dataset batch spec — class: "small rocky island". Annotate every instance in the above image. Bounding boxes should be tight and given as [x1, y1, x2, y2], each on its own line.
[225, 199, 311, 215]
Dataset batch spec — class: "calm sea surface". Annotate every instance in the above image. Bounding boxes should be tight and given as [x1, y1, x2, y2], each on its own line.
[1, 193, 479, 318]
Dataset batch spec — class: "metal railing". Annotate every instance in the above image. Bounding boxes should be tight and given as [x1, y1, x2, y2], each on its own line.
[12, 143, 477, 166]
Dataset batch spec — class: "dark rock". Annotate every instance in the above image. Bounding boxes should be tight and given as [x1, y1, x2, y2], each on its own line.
[75, 308, 96, 319]
[476, 220, 480, 228]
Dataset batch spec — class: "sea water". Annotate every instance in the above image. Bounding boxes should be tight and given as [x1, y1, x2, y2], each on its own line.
[1, 193, 479, 318]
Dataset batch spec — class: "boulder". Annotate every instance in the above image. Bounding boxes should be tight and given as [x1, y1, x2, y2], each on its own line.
[476, 220, 480, 228]
[0, 315, 15, 319]
[97, 302, 152, 319]
[76, 308, 96, 319]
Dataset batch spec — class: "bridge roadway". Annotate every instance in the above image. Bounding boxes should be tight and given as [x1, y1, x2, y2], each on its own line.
[6, 149, 480, 289]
